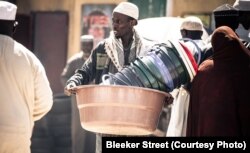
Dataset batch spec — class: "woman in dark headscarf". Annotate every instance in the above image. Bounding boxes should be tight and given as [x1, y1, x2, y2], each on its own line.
[187, 26, 250, 136]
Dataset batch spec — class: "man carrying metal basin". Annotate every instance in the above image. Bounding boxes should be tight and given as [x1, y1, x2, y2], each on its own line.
[64, 2, 151, 91]
[64, 2, 153, 153]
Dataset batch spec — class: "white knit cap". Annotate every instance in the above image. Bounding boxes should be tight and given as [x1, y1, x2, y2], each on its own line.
[81, 35, 94, 42]
[0, 1, 17, 21]
[180, 16, 203, 31]
[233, 0, 250, 11]
[113, 2, 139, 20]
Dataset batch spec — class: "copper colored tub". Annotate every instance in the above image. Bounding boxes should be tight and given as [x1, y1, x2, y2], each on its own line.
[74, 85, 172, 135]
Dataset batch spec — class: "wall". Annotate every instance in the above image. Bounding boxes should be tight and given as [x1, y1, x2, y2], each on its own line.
[16, 0, 124, 59]
[16, 0, 71, 14]
[167, 0, 235, 17]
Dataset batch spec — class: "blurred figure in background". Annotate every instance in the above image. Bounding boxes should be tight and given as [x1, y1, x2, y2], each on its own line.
[61, 35, 94, 86]
[213, 4, 239, 31]
[0, 1, 53, 153]
[187, 26, 250, 136]
[202, 4, 240, 62]
[233, 0, 250, 49]
[61, 35, 96, 153]
[180, 16, 206, 65]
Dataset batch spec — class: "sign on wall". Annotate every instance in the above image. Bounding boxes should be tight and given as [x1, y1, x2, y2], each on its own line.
[81, 4, 116, 46]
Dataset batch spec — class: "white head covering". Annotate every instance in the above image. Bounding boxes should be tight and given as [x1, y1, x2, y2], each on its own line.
[0, 1, 17, 21]
[233, 0, 250, 11]
[113, 2, 139, 20]
[81, 35, 94, 42]
[180, 16, 203, 31]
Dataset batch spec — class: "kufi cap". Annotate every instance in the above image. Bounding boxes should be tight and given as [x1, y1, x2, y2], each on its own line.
[81, 35, 94, 42]
[233, 0, 250, 11]
[0, 1, 17, 21]
[113, 2, 139, 20]
[213, 4, 239, 17]
[180, 16, 203, 31]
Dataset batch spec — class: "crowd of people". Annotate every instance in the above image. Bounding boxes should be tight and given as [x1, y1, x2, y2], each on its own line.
[187, 0, 250, 136]
[1, 0, 250, 153]
[64, 0, 250, 152]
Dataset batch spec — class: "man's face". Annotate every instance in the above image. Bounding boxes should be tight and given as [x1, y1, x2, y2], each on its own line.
[112, 12, 133, 39]
[81, 41, 93, 54]
[240, 11, 250, 31]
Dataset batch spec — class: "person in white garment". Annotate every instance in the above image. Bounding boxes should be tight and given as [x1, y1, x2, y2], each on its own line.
[166, 16, 206, 137]
[0, 1, 53, 153]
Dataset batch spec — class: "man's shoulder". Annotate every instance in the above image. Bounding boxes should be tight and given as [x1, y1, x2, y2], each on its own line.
[96, 40, 106, 47]
[14, 40, 40, 60]
[67, 52, 84, 63]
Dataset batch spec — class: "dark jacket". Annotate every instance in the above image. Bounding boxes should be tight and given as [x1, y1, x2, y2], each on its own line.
[67, 30, 151, 86]
[67, 41, 110, 85]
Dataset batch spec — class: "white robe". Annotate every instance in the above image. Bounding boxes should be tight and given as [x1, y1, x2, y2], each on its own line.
[166, 86, 190, 137]
[0, 34, 53, 153]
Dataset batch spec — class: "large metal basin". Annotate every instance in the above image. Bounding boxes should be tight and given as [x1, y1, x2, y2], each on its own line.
[74, 85, 172, 135]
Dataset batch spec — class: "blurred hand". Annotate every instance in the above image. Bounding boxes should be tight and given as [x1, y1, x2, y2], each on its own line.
[64, 81, 77, 96]
[164, 95, 174, 107]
